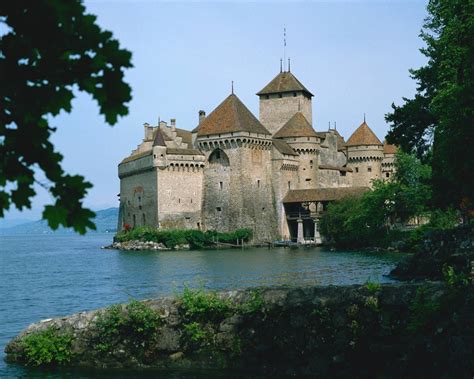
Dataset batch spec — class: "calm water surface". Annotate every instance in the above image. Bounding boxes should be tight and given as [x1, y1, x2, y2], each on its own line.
[0, 233, 404, 378]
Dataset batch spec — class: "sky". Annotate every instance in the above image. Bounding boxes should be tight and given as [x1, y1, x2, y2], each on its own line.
[4, 0, 429, 221]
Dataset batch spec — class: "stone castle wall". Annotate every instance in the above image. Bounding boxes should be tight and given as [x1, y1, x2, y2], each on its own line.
[118, 154, 158, 229]
[157, 164, 204, 230]
[271, 149, 300, 239]
[201, 142, 278, 242]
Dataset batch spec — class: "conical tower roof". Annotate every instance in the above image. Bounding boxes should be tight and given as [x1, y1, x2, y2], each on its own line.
[257, 71, 313, 97]
[383, 139, 398, 154]
[196, 94, 270, 136]
[346, 121, 382, 147]
[273, 112, 317, 139]
[153, 128, 166, 147]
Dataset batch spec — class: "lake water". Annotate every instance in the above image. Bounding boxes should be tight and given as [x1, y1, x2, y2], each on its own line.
[0, 233, 404, 378]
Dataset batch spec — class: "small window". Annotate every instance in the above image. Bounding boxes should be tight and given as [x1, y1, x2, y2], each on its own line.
[257, 179, 260, 188]
[386, 172, 390, 178]
[265, 95, 269, 100]
[185, 217, 190, 220]
[368, 167, 372, 172]
[310, 160, 313, 165]
[178, 198, 181, 203]
[293, 92, 297, 97]
[153, 154, 156, 158]
[262, 207, 265, 211]
[191, 199, 193, 203]
[216, 207, 222, 212]
[142, 213, 146, 225]
[161, 154, 164, 157]
[340, 171, 347, 177]
[219, 182, 223, 190]
[288, 181, 291, 189]
[307, 137, 310, 141]
[133, 214, 136, 227]
[305, 178, 311, 182]
[279, 94, 282, 98]
[355, 167, 359, 173]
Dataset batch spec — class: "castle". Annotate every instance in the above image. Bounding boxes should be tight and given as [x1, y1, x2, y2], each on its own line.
[118, 67, 396, 243]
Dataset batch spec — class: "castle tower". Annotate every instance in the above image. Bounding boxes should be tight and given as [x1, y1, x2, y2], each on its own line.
[194, 92, 278, 242]
[273, 111, 319, 189]
[257, 70, 313, 135]
[345, 119, 384, 187]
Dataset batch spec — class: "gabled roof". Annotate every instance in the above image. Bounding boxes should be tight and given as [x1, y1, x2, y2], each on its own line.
[153, 128, 166, 147]
[273, 112, 317, 139]
[257, 71, 313, 97]
[383, 140, 398, 154]
[272, 139, 298, 156]
[196, 94, 271, 136]
[346, 121, 382, 147]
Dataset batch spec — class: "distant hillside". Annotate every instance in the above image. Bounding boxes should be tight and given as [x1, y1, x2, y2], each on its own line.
[0, 207, 118, 235]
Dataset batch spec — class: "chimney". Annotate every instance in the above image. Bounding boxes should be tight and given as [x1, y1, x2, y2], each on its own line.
[199, 110, 206, 124]
[144, 122, 151, 140]
[170, 118, 176, 131]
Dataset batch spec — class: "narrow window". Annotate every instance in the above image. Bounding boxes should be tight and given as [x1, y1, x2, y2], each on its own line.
[219, 182, 223, 190]
[178, 198, 181, 203]
[368, 167, 372, 172]
[153, 154, 156, 158]
[257, 179, 260, 188]
[216, 207, 222, 212]
[386, 172, 390, 178]
[288, 181, 291, 189]
[355, 167, 359, 173]
[293, 92, 297, 97]
[262, 207, 265, 211]
[340, 171, 347, 177]
[279, 94, 283, 98]
[142, 213, 146, 225]
[197, 222, 201, 230]
[191, 199, 193, 203]
[265, 95, 269, 100]
[305, 178, 311, 182]
[133, 214, 136, 227]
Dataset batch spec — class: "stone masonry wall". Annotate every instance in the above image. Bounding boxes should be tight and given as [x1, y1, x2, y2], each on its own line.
[118, 155, 158, 229]
[157, 165, 203, 230]
[202, 143, 278, 242]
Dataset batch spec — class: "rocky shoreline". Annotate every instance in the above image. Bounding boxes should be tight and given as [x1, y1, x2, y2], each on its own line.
[102, 240, 190, 251]
[5, 283, 474, 377]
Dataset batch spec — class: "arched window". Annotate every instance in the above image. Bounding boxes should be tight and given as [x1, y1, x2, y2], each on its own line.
[208, 148, 230, 166]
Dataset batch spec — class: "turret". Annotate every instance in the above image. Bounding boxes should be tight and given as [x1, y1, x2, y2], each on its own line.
[345, 119, 384, 187]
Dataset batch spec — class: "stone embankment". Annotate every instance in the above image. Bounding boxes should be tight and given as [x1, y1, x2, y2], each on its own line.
[5, 283, 474, 378]
[103, 241, 190, 251]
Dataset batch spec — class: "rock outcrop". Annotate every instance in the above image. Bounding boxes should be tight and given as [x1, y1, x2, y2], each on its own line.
[5, 283, 474, 378]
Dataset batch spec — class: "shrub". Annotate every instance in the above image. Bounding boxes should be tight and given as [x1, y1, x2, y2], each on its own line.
[115, 227, 253, 249]
[93, 300, 161, 355]
[21, 327, 74, 366]
[180, 287, 232, 324]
